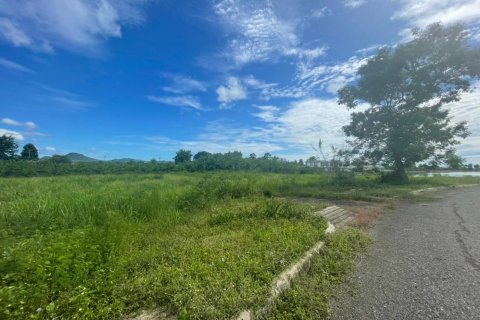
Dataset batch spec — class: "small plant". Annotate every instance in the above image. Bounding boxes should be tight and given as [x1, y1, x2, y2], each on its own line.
[262, 190, 273, 198]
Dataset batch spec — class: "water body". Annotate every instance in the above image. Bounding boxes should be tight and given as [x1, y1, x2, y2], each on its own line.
[414, 171, 480, 177]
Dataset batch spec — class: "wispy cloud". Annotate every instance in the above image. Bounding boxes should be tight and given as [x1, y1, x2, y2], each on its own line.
[445, 81, 480, 158]
[146, 124, 285, 156]
[252, 105, 280, 122]
[2, 117, 37, 129]
[392, 0, 480, 40]
[312, 7, 332, 19]
[50, 96, 94, 110]
[0, 0, 149, 56]
[392, 0, 480, 27]
[216, 77, 247, 108]
[0, 57, 33, 73]
[213, 0, 298, 66]
[32, 83, 95, 110]
[162, 73, 207, 94]
[2, 117, 49, 139]
[144, 97, 354, 160]
[147, 95, 203, 110]
[0, 128, 24, 140]
[296, 56, 368, 93]
[344, 0, 367, 9]
[212, 0, 328, 69]
[261, 98, 352, 154]
[257, 54, 369, 100]
[243, 75, 277, 90]
[23, 131, 48, 137]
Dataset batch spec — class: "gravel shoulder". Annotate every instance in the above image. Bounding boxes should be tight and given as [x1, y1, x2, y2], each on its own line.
[330, 187, 480, 320]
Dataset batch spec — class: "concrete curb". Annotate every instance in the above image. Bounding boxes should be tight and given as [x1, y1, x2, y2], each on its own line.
[235, 222, 336, 320]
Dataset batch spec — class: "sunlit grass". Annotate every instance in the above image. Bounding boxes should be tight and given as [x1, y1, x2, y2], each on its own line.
[1, 172, 477, 319]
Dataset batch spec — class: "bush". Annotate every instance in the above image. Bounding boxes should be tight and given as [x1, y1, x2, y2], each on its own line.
[331, 170, 356, 186]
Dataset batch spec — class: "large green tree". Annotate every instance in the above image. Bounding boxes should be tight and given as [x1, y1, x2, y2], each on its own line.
[21, 143, 39, 160]
[174, 149, 192, 164]
[338, 23, 480, 183]
[193, 151, 211, 160]
[0, 135, 18, 160]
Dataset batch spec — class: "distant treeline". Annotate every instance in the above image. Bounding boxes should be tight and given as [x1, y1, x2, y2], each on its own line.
[0, 151, 327, 177]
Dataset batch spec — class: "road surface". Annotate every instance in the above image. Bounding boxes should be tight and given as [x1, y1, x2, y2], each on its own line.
[331, 187, 480, 320]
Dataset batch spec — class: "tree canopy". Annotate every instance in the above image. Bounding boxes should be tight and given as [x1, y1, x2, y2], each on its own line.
[0, 135, 18, 160]
[444, 150, 465, 170]
[193, 151, 211, 161]
[21, 143, 39, 160]
[174, 149, 192, 164]
[338, 23, 480, 183]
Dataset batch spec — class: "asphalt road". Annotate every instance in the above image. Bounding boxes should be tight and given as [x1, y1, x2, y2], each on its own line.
[331, 187, 480, 320]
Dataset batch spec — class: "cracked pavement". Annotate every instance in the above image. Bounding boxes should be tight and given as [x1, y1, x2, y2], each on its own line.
[330, 187, 480, 320]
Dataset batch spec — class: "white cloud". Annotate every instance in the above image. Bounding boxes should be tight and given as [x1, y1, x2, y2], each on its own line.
[324, 75, 349, 95]
[45, 146, 56, 152]
[32, 83, 95, 110]
[269, 98, 351, 152]
[260, 55, 369, 99]
[212, 0, 329, 69]
[444, 81, 480, 159]
[1, 118, 20, 126]
[23, 131, 47, 137]
[146, 97, 354, 160]
[0, 18, 34, 48]
[242, 75, 277, 89]
[216, 77, 247, 108]
[284, 46, 328, 60]
[150, 81, 479, 162]
[392, 0, 480, 28]
[2, 117, 37, 129]
[147, 95, 203, 110]
[162, 73, 207, 94]
[50, 96, 94, 110]
[0, 0, 148, 55]
[147, 122, 285, 156]
[296, 56, 368, 86]
[0, 57, 33, 73]
[252, 105, 280, 122]
[312, 7, 332, 18]
[344, 0, 367, 9]
[0, 128, 24, 140]
[25, 121, 36, 130]
[214, 0, 299, 66]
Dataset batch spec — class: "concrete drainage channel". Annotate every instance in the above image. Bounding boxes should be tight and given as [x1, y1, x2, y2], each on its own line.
[235, 206, 354, 320]
[315, 205, 355, 228]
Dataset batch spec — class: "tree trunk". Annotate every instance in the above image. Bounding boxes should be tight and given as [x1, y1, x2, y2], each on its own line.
[394, 158, 409, 184]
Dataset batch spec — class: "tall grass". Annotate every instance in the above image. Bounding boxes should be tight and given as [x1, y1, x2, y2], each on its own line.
[1, 172, 477, 319]
[0, 173, 328, 319]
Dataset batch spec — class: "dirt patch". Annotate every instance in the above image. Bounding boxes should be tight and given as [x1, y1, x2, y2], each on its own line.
[335, 201, 390, 229]
[294, 198, 391, 229]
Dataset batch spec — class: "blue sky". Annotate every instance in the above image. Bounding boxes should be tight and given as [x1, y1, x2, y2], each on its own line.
[1, 0, 480, 163]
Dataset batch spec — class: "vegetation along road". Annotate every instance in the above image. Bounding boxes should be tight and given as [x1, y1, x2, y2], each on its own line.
[331, 187, 480, 320]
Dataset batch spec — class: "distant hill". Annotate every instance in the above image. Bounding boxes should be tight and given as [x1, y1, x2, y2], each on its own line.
[109, 158, 144, 163]
[41, 153, 145, 163]
[65, 153, 99, 163]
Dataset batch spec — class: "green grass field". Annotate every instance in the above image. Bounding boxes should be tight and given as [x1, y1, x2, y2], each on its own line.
[1, 172, 478, 319]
